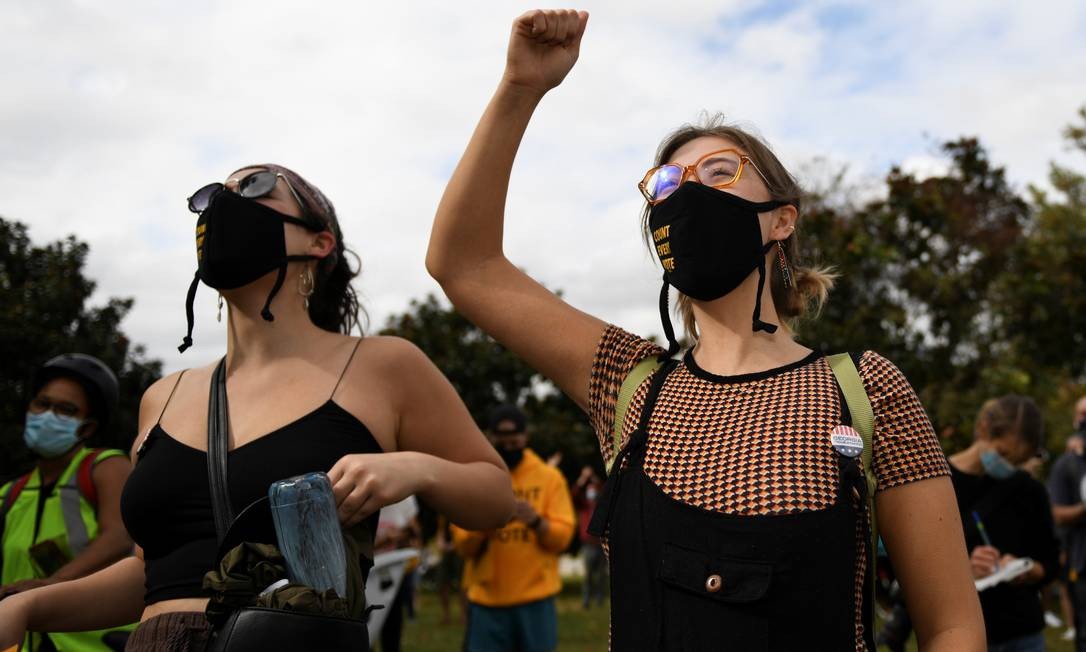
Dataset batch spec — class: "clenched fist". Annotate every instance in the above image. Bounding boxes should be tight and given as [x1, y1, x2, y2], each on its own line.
[503, 9, 589, 96]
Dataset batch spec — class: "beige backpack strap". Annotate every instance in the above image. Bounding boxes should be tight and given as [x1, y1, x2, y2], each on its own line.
[606, 357, 663, 473]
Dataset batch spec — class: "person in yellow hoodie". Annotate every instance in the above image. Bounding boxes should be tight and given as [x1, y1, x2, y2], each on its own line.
[453, 404, 574, 652]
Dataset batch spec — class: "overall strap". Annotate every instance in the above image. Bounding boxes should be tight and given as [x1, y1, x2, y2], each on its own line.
[207, 358, 233, 544]
[588, 359, 677, 538]
[330, 338, 363, 400]
[608, 356, 664, 473]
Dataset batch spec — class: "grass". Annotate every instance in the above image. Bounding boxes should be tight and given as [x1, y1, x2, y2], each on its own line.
[400, 583, 609, 652]
[396, 583, 1078, 651]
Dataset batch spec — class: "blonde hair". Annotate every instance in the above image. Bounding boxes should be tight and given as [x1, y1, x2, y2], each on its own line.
[640, 115, 837, 341]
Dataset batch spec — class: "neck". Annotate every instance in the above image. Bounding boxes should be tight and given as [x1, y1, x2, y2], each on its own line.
[222, 271, 332, 369]
[38, 444, 84, 483]
[950, 444, 984, 475]
[688, 259, 810, 376]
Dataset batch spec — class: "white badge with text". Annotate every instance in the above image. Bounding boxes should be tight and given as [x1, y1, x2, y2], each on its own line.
[831, 425, 864, 458]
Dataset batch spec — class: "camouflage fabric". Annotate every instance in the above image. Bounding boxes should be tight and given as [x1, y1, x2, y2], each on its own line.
[203, 522, 372, 624]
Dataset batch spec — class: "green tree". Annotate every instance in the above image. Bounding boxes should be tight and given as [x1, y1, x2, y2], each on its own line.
[0, 218, 162, 480]
[378, 294, 601, 476]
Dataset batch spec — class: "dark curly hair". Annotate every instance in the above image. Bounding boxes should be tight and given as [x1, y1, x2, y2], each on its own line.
[242, 163, 366, 335]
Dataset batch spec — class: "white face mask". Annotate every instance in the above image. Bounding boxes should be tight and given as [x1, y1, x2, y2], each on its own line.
[586, 487, 599, 502]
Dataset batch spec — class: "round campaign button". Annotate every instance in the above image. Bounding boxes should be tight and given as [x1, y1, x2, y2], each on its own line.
[831, 425, 864, 458]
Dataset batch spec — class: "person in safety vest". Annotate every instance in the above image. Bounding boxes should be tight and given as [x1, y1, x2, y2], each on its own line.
[0, 354, 135, 651]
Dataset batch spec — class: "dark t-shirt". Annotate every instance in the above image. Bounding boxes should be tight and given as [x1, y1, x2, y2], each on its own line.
[1048, 451, 1086, 571]
[952, 464, 1060, 644]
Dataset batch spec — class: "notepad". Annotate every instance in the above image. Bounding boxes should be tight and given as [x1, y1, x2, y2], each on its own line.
[975, 557, 1034, 591]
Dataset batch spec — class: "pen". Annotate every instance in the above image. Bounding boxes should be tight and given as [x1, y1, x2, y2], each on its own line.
[972, 511, 1000, 571]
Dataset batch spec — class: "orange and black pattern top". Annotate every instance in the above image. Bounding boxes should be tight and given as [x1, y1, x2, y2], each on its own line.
[587, 325, 950, 650]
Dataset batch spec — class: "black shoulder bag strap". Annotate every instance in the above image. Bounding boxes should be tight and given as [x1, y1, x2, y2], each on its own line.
[208, 357, 233, 543]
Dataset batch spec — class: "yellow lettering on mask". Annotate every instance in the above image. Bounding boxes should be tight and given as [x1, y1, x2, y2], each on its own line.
[652, 225, 670, 242]
[662, 257, 675, 272]
[656, 242, 671, 256]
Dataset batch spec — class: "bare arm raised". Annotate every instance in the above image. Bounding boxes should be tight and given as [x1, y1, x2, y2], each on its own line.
[427, 9, 606, 410]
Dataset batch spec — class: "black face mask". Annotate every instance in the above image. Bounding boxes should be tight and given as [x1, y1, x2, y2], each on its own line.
[648, 182, 788, 357]
[178, 191, 320, 353]
[497, 447, 525, 470]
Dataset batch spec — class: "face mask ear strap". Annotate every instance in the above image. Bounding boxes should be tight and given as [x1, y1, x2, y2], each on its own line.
[178, 271, 201, 353]
[658, 278, 682, 361]
[260, 263, 289, 322]
[752, 243, 779, 334]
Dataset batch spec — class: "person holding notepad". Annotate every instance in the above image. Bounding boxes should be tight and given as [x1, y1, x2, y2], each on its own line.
[948, 395, 1059, 651]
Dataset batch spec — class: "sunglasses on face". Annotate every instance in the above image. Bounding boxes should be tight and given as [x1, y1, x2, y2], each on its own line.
[638, 148, 773, 205]
[493, 429, 524, 437]
[187, 170, 322, 228]
[29, 396, 82, 419]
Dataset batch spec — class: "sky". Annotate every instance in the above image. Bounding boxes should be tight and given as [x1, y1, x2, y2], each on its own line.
[2, 0, 1084, 375]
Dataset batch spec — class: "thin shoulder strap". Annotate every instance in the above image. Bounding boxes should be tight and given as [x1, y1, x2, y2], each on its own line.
[157, 370, 188, 424]
[330, 338, 363, 400]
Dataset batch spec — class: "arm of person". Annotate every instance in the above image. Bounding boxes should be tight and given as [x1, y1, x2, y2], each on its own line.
[878, 477, 986, 651]
[532, 469, 575, 553]
[0, 553, 146, 648]
[1048, 454, 1086, 526]
[450, 524, 490, 559]
[330, 337, 514, 531]
[50, 456, 134, 583]
[1006, 479, 1061, 586]
[425, 9, 605, 409]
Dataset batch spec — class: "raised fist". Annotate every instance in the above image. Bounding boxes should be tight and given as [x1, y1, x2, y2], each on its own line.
[503, 9, 589, 96]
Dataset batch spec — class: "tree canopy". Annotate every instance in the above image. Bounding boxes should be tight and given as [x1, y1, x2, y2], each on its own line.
[0, 219, 162, 480]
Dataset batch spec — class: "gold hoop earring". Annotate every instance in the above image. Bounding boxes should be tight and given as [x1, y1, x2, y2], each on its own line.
[298, 267, 315, 311]
[777, 242, 793, 289]
[217, 293, 224, 322]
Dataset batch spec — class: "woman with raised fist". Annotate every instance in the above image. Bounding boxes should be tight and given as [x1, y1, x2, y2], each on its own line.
[428, 9, 985, 650]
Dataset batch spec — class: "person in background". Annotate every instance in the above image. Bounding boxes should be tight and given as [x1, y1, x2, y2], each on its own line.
[375, 495, 422, 652]
[949, 395, 1059, 651]
[452, 405, 575, 652]
[1051, 393, 1086, 651]
[0, 354, 135, 652]
[434, 514, 465, 626]
[571, 465, 605, 609]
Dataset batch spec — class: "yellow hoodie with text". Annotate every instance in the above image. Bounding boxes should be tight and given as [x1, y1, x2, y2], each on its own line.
[452, 448, 575, 607]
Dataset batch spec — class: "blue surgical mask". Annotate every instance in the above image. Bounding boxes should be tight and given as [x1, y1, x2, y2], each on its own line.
[24, 411, 84, 458]
[980, 449, 1017, 480]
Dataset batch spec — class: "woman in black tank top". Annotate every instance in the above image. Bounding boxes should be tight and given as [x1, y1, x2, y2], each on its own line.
[0, 164, 515, 650]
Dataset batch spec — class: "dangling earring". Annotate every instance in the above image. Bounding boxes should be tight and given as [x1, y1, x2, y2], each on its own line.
[298, 266, 315, 311]
[777, 242, 793, 289]
[217, 293, 224, 322]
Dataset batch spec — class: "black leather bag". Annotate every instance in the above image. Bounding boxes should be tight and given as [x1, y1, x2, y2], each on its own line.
[202, 359, 369, 652]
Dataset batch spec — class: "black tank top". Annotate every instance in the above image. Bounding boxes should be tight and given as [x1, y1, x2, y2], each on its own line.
[120, 342, 384, 604]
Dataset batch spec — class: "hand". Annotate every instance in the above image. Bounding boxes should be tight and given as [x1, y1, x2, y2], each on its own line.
[503, 9, 589, 97]
[969, 545, 1001, 579]
[513, 500, 540, 526]
[328, 452, 426, 527]
[1001, 555, 1042, 584]
[0, 577, 54, 599]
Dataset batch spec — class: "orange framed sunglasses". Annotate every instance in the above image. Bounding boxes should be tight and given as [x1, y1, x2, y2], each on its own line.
[638, 147, 772, 205]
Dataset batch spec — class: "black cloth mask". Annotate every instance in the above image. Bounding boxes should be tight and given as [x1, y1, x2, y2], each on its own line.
[497, 447, 525, 470]
[648, 182, 788, 357]
[178, 191, 320, 353]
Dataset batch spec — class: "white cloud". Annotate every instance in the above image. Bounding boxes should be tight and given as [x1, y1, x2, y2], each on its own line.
[1, 0, 1083, 377]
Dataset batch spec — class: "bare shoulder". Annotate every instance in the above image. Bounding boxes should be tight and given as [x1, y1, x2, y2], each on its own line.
[90, 453, 132, 484]
[349, 335, 433, 376]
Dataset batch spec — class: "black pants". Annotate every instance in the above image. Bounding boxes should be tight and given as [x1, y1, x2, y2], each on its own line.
[1072, 574, 1086, 652]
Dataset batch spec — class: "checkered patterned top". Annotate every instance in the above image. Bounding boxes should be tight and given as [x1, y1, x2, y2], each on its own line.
[588, 325, 950, 649]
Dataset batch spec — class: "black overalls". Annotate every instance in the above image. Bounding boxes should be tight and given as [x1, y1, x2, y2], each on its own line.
[589, 359, 876, 651]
